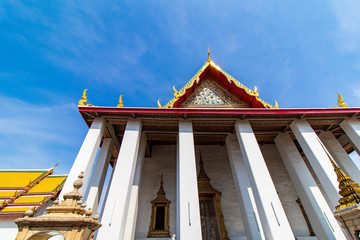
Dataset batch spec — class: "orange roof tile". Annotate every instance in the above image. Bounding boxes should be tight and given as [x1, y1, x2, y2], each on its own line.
[0, 171, 48, 189]
[27, 176, 66, 194]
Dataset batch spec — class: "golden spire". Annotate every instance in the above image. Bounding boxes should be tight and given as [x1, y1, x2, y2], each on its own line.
[208, 46, 211, 62]
[117, 95, 124, 107]
[337, 93, 349, 108]
[157, 173, 165, 196]
[152, 173, 168, 202]
[318, 138, 360, 210]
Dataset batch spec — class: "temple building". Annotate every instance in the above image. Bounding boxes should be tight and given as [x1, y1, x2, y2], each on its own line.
[8, 53, 360, 240]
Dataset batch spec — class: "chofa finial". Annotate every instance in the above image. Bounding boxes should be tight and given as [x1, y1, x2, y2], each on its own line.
[337, 93, 348, 108]
[117, 95, 124, 107]
[78, 89, 92, 106]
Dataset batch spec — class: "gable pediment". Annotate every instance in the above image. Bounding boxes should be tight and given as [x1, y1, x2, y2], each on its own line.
[159, 59, 277, 109]
[180, 79, 250, 108]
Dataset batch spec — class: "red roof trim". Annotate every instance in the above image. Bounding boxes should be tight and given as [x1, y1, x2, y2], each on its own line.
[0, 213, 25, 216]
[79, 106, 360, 115]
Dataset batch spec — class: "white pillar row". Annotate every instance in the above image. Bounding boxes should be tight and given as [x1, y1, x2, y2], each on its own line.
[319, 131, 360, 184]
[60, 117, 106, 200]
[225, 134, 265, 240]
[235, 120, 295, 240]
[340, 117, 360, 155]
[84, 138, 113, 213]
[96, 119, 142, 240]
[290, 119, 340, 209]
[275, 133, 347, 240]
[177, 120, 202, 240]
[123, 133, 147, 240]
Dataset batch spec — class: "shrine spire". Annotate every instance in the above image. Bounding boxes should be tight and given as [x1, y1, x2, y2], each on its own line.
[207, 46, 211, 62]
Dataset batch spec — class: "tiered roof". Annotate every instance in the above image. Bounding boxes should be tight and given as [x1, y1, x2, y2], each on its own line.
[0, 166, 66, 217]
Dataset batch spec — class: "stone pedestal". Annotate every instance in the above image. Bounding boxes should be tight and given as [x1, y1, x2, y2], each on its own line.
[14, 172, 101, 240]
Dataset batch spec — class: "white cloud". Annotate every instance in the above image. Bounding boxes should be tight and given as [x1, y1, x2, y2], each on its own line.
[0, 1, 151, 88]
[353, 87, 360, 105]
[0, 95, 86, 174]
[329, 0, 360, 52]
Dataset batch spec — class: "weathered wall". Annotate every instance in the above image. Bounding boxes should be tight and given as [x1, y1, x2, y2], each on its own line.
[135, 144, 315, 240]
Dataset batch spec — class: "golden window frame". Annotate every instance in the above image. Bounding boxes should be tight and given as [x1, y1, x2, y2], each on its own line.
[147, 175, 170, 238]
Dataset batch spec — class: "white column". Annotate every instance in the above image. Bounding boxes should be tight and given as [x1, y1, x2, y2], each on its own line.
[123, 134, 147, 240]
[60, 117, 105, 200]
[235, 120, 294, 240]
[290, 119, 340, 209]
[177, 120, 202, 240]
[96, 119, 142, 240]
[85, 138, 113, 213]
[340, 117, 360, 155]
[275, 133, 347, 240]
[319, 131, 360, 184]
[225, 134, 265, 240]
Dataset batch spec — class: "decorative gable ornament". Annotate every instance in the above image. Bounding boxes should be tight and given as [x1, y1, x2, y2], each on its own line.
[181, 79, 249, 108]
[158, 56, 278, 109]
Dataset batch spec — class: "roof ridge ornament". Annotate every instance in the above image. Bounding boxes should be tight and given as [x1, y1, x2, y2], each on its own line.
[78, 89, 93, 106]
[208, 46, 211, 62]
[336, 93, 349, 108]
[117, 95, 124, 107]
[50, 160, 60, 173]
[157, 99, 162, 108]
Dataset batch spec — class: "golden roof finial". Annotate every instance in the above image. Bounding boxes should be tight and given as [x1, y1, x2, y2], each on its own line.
[274, 100, 279, 108]
[207, 46, 211, 62]
[117, 95, 124, 107]
[78, 89, 88, 106]
[78, 89, 92, 106]
[337, 93, 348, 108]
[50, 160, 60, 173]
[157, 99, 162, 108]
[317, 138, 360, 210]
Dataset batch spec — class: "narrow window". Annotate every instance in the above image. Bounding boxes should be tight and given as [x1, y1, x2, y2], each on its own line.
[155, 206, 165, 230]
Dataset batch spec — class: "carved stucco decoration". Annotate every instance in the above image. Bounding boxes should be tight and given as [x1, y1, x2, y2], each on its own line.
[181, 79, 250, 108]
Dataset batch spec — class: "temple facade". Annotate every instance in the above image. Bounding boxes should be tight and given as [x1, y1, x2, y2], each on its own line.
[11, 54, 360, 240]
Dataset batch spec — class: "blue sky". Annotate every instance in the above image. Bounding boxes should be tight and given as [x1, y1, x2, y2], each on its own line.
[0, 1, 360, 174]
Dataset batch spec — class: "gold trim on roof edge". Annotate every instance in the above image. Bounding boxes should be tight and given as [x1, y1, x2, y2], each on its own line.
[160, 61, 278, 108]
